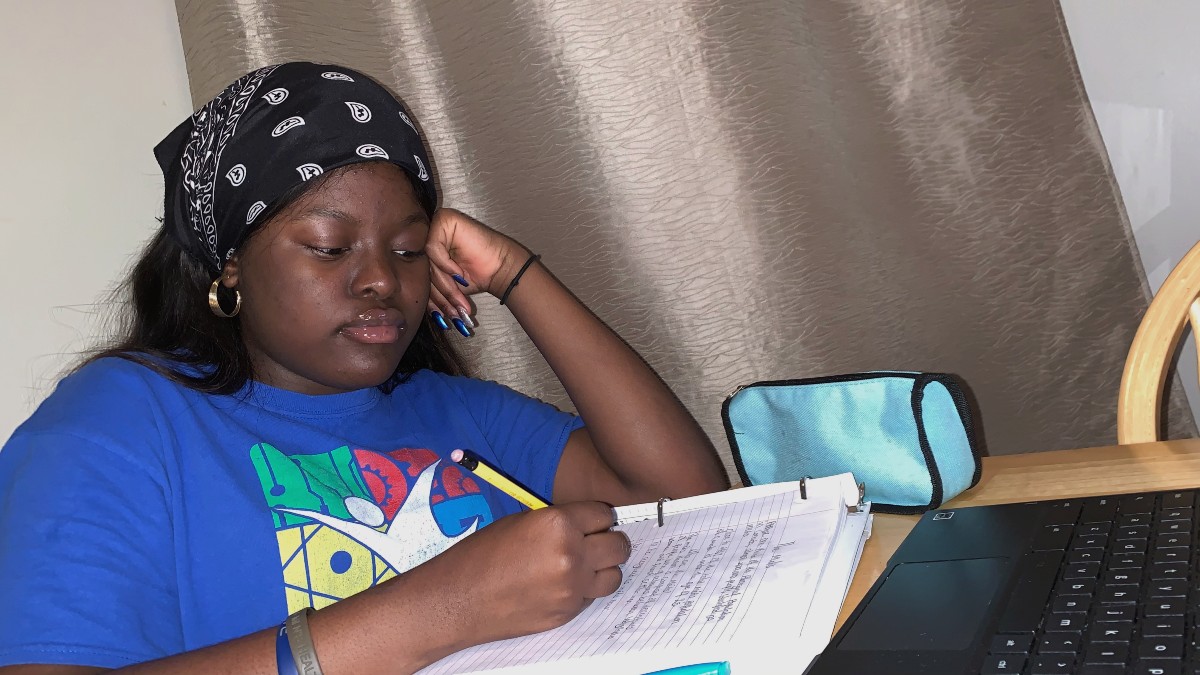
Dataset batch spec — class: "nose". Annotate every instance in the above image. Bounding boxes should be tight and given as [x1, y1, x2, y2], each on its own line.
[350, 246, 398, 299]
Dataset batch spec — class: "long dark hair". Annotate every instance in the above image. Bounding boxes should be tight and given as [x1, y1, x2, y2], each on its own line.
[84, 170, 468, 395]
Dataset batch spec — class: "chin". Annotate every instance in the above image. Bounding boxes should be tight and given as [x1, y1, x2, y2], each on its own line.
[336, 354, 407, 390]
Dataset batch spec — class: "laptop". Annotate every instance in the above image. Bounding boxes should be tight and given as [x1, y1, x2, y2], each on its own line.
[804, 487, 1197, 674]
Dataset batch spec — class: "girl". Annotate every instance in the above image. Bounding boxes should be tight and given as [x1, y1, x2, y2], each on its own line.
[0, 62, 727, 674]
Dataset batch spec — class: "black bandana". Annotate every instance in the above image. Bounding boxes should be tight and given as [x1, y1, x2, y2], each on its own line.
[154, 62, 437, 274]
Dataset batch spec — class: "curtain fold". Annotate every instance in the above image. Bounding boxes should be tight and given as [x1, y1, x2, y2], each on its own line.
[172, 0, 1195, 472]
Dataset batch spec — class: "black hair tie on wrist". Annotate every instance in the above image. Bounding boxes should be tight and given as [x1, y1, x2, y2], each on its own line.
[499, 253, 541, 306]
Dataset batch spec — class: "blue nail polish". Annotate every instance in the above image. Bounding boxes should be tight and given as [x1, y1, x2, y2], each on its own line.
[452, 274, 469, 287]
[431, 311, 450, 330]
[451, 317, 472, 337]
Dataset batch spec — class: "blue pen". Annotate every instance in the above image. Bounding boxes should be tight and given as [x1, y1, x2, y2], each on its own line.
[642, 662, 730, 675]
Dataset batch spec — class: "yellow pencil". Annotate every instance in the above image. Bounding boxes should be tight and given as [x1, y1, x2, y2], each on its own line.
[451, 448, 551, 510]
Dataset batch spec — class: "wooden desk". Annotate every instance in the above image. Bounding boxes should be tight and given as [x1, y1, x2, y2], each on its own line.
[834, 438, 1200, 632]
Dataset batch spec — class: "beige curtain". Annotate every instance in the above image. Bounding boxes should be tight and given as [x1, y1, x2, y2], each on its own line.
[172, 0, 1195, 473]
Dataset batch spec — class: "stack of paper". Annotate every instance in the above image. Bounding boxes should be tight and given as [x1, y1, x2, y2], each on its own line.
[420, 474, 872, 675]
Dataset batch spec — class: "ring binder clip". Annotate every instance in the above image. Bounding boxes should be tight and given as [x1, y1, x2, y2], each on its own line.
[848, 482, 868, 514]
[657, 497, 671, 527]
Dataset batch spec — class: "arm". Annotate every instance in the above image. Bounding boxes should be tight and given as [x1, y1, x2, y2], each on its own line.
[425, 210, 729, 506]
[0, 501, 625, 675]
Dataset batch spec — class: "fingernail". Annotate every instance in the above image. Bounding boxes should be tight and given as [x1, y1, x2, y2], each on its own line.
[452, 274, 469, 287]
[431, 311, 450, 330]
[457, 307, 475, 328]
[451, 317, 472, 337]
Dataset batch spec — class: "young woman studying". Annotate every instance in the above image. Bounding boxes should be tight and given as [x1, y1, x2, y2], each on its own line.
[0, 61, 727, 675]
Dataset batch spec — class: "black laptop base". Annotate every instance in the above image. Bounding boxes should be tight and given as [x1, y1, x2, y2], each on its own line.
[805, 488, 1200, 675]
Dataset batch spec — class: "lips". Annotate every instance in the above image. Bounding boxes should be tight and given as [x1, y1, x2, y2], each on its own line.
[339, 308, 406, 344]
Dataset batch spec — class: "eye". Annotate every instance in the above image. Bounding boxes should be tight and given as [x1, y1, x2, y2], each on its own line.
[306, 245, 349, 258]
[393, 249, 426, 261]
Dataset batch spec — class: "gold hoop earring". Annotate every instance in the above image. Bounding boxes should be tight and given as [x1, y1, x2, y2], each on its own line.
[208, 278, 241, 318]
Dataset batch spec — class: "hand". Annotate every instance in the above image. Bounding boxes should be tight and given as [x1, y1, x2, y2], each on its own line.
[424, 208, 530, 333]
[411, 501, 631, 648]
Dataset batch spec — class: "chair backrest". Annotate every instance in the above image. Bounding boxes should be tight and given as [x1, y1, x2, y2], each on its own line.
[1117, 239, 1200, 444]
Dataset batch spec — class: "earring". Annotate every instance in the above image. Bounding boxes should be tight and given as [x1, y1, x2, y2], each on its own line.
[208, 278, 241, 318]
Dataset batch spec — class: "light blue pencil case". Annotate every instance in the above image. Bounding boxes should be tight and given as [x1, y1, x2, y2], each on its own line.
[721, 372, 982, 514]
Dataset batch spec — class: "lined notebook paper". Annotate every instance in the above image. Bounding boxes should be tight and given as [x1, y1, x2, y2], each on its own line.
[419, 474, 871, 675]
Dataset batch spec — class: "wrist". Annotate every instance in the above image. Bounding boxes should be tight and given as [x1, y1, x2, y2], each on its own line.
[487, 246, 536, 298]
[498, 253, 541, 306]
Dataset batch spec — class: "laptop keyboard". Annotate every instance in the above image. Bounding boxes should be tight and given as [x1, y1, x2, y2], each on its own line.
[981, 489, 1198, 675]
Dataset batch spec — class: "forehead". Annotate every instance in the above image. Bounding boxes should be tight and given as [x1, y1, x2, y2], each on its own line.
[290, 162, 425, 216]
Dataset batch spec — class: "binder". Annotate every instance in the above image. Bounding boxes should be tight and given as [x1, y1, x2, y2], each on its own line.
[421, 473, 873, 675]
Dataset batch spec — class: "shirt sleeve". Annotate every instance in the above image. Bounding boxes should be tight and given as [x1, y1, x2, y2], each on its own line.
[0, 430, 182, 668]
[439, 375, 584, 502]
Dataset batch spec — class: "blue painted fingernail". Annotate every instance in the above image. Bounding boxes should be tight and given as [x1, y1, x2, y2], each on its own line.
[431, 311, 450, 330]
[452, 274, 469, 287]
[451, 317, 472, 337]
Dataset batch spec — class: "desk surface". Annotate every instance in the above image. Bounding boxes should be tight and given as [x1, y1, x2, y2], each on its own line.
[835, 437, 1200, 632]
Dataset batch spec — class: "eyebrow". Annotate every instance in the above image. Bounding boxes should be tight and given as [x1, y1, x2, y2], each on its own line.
[300, 207, 428, 228]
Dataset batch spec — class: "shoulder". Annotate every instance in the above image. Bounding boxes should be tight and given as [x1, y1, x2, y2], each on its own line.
[12, 356, 196, 443]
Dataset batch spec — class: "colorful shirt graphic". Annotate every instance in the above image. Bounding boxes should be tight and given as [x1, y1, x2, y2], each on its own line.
[251, 443, 495, 612]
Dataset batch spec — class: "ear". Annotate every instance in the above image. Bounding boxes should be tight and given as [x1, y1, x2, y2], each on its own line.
[221, 256, 241, 289]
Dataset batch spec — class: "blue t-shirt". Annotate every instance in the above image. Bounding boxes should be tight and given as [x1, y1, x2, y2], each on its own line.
[0, 357, 582, 668]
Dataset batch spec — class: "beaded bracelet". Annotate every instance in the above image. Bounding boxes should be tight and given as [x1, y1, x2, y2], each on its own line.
[498, 253, 541, 306]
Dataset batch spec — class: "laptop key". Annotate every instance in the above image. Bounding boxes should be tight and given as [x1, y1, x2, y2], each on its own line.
[1156, 521, 1189, 535]
[1160, 491, 1195, 509]
[1116, 525, 1152, 542]
[1139, 636, 1184, 659]
[1068, 548, 1104, 564]
[1097, 585, 1137, 604]
[1141, 616, 1184, 637]
[1152, 548, 1189, 565]
[1064, 562, 1102, 579]
[1083, 643, 1128, 664]
[1095, 606, 1136, 622]
[1043, 501, 1084, 526]
[1089, 623, 1133, 642]
[1045, 612, 1086, 632]
[1031, 655, 1076, 674]
[1133, 661, 1182, 675]
[1081, 497, 1117, 523]
[1150, 563, 1188, 580]
[1155, 533, 1190, 549]
[1076, 534, 1109, 549]
[1109, 553, 1146, 569]
[1034, 525, 1075, 551]
[1079, 667, 1125, 675]
[981, 654, 1026, 674]
[1040, 634, 1082, 653]
[1103, 569, 1141, 586]
[1052, 595, 1091, 613]
[1144, 598, 1188, 616]
[1157, 507, 1192, 522]
[1120, 494, 1156, 514]
[1147, 578, 1185, 593]
[990, 633, 1034, 654]
[1058, 579, 1097, 596]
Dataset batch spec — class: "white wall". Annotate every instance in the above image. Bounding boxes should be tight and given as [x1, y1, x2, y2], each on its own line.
[1061, 0, 1200, 424]
[0, 1, 192, 442]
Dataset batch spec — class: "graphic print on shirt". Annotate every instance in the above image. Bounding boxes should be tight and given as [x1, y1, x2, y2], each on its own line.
[250, 444, 493, 612]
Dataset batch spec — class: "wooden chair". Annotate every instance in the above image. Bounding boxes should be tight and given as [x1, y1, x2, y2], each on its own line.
[1117, 239, 1200, 444]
